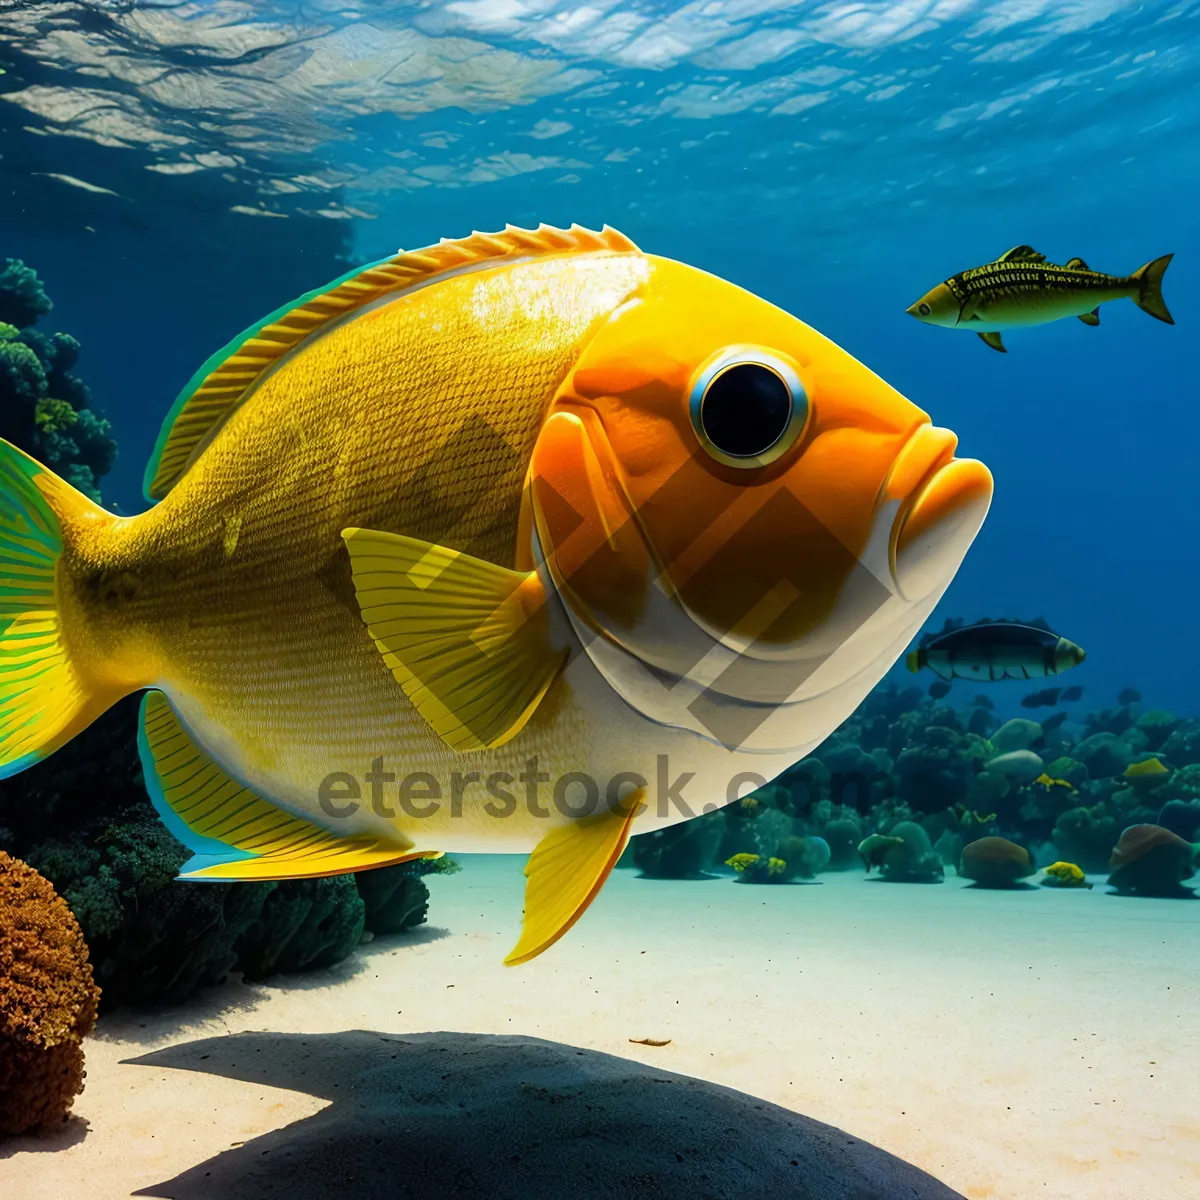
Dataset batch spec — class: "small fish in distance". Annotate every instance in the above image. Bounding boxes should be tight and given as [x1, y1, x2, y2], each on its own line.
[906, 620, 1085, 683]
[906, 245, 1174, 353]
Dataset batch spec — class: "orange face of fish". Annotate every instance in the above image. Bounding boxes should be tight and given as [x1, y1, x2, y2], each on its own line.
[528, 255, 992, 696]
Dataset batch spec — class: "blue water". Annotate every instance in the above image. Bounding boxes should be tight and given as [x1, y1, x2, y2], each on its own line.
[2, 0, 1198, 709]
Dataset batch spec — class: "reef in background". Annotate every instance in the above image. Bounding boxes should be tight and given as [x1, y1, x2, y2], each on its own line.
[627, 679, 1200, 891]
[0, 258, 116, 502]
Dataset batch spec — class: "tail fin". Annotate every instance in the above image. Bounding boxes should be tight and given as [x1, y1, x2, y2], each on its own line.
[0, 439, 114, 778]
[1131, 253, 1174, 325]
[905, 648, 922, 673]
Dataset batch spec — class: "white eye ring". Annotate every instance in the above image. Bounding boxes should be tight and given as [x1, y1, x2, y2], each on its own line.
[689, 347, 809, 469]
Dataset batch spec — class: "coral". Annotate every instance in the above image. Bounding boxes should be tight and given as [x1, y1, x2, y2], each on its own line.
[877, 821, 944, 883]
[630, 812, 724, 879]
[775, 835, 831, 878]
[893, 726, 990, 814]
[1160, 721, 1200, 767]
[0, 255, 115, 502]
[1135, 710, 1178, 752]
[0, 853, 99, 1135]
[819, 816, 862, 870]
[1072, 733, 1133, 780]
[1052, 804, 1120, 873]
[958, 837, 1035, 887]
[1107, 825, 1200, 898]
[986, 749, 1045, 784]
[1044, 756, 1088, 789]
[0, 258, 52, 328]
[1041, 861, 1091, 889]
[990, 719, 1043, 754]
[355, 857, 459, 936]
[725, 853, 760, 873]
[235, 877, 366, 979]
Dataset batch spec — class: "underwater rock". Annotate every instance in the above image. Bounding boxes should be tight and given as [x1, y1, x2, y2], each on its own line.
[957, 837, 1035, 887]
[0, 853, 99, 1136]
[1072, 733, 1133, 780]
[1158, 798, 1200, 843]
[631, 812, 725, 879]
[986, 749, 1044, 784]
[990, 718, 1043, 754]
[877, 821, 944, 883]
[1052, 804, 1121, 874]
[1107, 825, 1200, 898]
[130, 1030, 967, 1200]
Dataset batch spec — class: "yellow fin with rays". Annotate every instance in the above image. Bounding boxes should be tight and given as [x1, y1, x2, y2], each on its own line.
[0, 439, 114, 779]
[138, 690, 440, 881]
[143, 223, 641, 501]
[341, 528, 568, 753]
[505, 788, 645, 966]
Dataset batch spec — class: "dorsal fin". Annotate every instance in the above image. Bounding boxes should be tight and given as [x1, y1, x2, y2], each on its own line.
[996, 245, 1046, 264]
[1065, 257, 1089, 270]
[143, 223, 641, 501]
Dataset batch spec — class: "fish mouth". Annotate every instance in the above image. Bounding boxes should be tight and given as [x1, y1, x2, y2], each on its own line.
[887, 424, 993, 601]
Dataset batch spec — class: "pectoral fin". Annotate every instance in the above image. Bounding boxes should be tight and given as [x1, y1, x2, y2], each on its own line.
[1078, 308, 1100, 326]
[505, 788, 646, 965]
[978, 332, 1006, 353]
[139, 691, 438, 881]
[342, 528, 567, 752]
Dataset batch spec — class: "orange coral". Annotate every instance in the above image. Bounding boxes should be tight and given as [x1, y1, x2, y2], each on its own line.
[0, 852, 100, 1135]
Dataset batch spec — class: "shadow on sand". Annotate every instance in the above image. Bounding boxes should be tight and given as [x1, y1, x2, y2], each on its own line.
[126, 1030, 965, 1200]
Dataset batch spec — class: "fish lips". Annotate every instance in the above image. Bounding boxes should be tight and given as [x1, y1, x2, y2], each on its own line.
[886, 425, 993, 602]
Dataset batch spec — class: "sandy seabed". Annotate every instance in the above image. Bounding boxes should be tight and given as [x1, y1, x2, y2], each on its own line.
[3, 857, 1198, 1200]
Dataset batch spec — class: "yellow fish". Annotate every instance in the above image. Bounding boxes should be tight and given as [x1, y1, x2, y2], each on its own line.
[0, 223, 993, 963]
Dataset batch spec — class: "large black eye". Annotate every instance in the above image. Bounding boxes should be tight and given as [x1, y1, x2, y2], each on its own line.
[918, 302, 932, 316]
[689, 350, 808, 469]
[701, 364, 792, 458]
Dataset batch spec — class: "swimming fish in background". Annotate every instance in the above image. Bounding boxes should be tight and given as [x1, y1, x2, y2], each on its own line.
[928, 680, 952, 700]
[906, 245, 1174, 353]
[906, 619, 1084, 682]
[1021, 687, 1062, 709]
[1061, 685, 1083, 702]
[0, 223, 993, 965]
